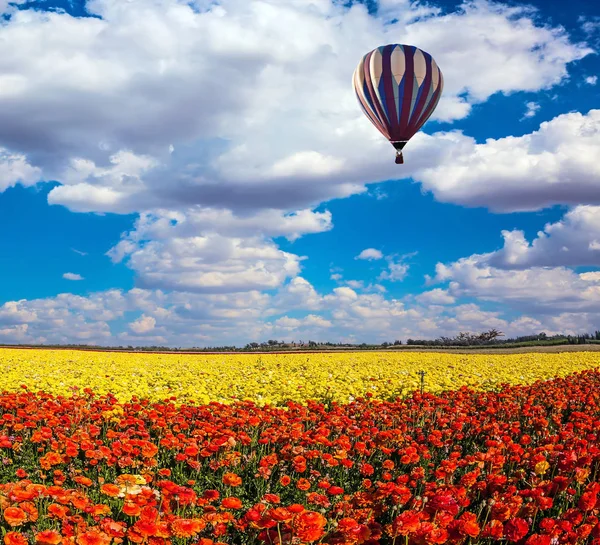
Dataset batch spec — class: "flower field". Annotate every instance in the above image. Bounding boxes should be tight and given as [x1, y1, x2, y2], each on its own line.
[0, 350, 599, 544]
[1, 349, 599, 404]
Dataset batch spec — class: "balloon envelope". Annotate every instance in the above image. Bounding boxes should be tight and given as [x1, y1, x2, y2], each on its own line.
[353, 44, 443, 157]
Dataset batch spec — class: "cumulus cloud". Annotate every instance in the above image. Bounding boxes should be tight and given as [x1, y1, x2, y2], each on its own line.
[432, 254, 600, 314]
[0, 148, 41, 191]
[106, 208, 326, 293]
[487, 206, 600, 269]
[0, 0, 590, 215]
[129, 314, 157, 334]
[586, 75, 598, 85]
[63, 273, 84, 281]
[412, 110, 600, 212]
[416, 288, 456, 305]
[356, 248, 383, 260]
[0, 276, 597, 346]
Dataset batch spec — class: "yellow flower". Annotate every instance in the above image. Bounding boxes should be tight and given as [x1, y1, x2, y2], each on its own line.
[0, 348, 598, 405]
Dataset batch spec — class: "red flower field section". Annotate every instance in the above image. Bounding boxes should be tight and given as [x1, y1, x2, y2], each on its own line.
[0, 371, 599, 544]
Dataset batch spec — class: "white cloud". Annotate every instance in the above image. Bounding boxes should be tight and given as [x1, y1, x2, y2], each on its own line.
[522, 101, 540, 119]
[487, 206, 600, 268]
[63, 273, 84, 281]
[129, 314, 157, 334]
[585, 75, 598, 85]
[273, 314, 333, 330]
[0, 0, 590, 215]
[0, 301, 37, 325]
[356, 248, 383, 261]
[0, 276, 597, 346]
[378, 254, 414, 282]
[0, 324, 29, 342]
[412, 110, 600, 212]
[0, 148, 41, 191]
[416, 288, 456, 305]
[378, 261, 409, 282]
[110, 232, 302, 293]
[432, 255, 600, 314]
[106, 208, 315, 293]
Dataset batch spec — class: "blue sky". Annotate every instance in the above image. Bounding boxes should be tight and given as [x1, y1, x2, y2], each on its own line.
[0, 0, 599, 346]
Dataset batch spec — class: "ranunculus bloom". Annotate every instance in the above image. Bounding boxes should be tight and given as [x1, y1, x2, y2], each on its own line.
[4, 533, 27, 545]
[505, 518, 529, 542]
[392, 511, 420, 536]
[76, 530, 111, 545]
[222, 473, 242, 487]
[221, 497, 243, 509]
[293, 511, 327, 542]
[525, 535, 551, 545]
[100, 484, 121, 497]
[171, 518, 206, 538]
[35, 530, 62, 545]
[3, 507, 27, 527]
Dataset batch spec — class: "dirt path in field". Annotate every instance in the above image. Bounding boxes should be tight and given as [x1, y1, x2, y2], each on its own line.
[1, 344, 600, 356]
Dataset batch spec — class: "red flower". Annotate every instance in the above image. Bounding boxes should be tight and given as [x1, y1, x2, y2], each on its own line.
[505, 518, 529, 542]
[579, 491, 597, 511]
[525, 535, 551, 545]
[391, 511, 420, 536]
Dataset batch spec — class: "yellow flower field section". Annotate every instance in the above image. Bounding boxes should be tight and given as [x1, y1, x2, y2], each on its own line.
[1, 349, 599, 404]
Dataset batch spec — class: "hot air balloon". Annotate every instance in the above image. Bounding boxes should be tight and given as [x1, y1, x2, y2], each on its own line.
[353, 44, 443, 164]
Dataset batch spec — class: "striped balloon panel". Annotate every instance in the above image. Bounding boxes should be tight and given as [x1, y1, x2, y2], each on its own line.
[353, 44, 443, 143]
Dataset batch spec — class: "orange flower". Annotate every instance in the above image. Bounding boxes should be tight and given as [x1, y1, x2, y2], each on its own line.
[292, 511, 328, 542]
[221, 497, 243, 509]
[3, 507, 27, 527]
[140, 441, 159, 458]
[123, 502, 142, 517]
[296, 478, 311, 491]
[269, 507, 293, 523]
[39, 452, 62, 470]
[222, 473, 242, 487]
[92, 504, 111, 516]
[48, 503, 69, 519]
[19, 502, 38, 522]
[4, 533, 27, 545]
[74, 476, 93, 487]
[100, 484, 120, 497]
[171, 518, 206, 538]
[35, 530, 62, 545]
[76, 530, 111, 545]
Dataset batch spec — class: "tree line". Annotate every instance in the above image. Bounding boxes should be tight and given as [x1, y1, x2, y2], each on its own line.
[2, 330, 600, 352]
